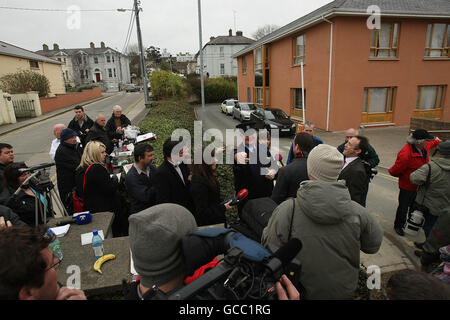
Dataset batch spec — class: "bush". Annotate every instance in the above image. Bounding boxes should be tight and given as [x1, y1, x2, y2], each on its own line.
[204, 77, 237, 103]
[149, 70, 187, 100]
[0, 70, 50, 97]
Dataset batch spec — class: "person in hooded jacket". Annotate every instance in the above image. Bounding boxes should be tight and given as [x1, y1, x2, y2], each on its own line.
[189, 148, 232, 226]
[262, 144, 383, 300]
[54, 128, 82, 214]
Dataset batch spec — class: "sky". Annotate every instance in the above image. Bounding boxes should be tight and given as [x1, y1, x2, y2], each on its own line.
[0, 0, 333, 55]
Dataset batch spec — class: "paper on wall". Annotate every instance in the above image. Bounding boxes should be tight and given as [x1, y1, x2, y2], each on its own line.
[81, 230, 104, 246]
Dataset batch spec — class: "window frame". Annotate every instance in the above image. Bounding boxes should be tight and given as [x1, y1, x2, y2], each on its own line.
[424, 23, 450, 58]
[29, 60, 39, 69]
[292, 34, 305, 66]
[370, 22, 401, 59]
[415, 85, 447, 111]
[363, 87, 397, 114]
[242, 56, 247, 74]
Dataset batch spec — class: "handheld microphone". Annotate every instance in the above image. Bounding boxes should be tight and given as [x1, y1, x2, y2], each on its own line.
[221, 189, 248, 206]
[55, 213, 92, 226]
[275, 154, 284, 167]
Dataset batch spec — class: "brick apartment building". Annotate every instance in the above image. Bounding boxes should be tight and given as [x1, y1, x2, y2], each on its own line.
[233, 0, 450, 131]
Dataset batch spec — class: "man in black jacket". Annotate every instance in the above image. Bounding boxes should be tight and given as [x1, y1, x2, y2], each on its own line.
[0, 143, 14, 192]
[125, 143, 157, 214]
[55, 128, 82, 214]
[85, 114, 113, 154]
[105, 105, 131, 143]
[153, 138, 194, 213]
[271, 132, 313, 204]
[68, 105, 94, 147]
[338, 135, 370, 206]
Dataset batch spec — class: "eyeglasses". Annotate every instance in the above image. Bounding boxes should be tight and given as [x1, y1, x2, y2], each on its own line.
[45, 254, 62, 272]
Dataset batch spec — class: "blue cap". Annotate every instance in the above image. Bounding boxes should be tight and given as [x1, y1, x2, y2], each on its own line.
[93, 229, 98, 235]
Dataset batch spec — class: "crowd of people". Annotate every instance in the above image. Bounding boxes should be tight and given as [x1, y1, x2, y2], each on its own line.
[0, 105, 449, 300]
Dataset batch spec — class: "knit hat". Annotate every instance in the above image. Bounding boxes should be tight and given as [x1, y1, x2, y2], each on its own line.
[438, 140, 450, 155]
[307, 144, 344, 182]
[128, 203, 197, 288]
[60, 128, 77, 142]
[412, 129, 434, 141]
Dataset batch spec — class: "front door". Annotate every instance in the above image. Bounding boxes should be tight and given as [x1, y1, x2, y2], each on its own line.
[95, 73, 101, 83]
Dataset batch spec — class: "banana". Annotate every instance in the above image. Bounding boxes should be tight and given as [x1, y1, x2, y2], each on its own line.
[93, 254, 116, 274]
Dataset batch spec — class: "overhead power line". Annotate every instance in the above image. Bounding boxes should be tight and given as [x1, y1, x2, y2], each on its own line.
[0, 6, 119, 12]
[122, 9, 136, 54]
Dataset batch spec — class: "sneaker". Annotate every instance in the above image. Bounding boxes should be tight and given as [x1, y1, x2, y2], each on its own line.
[414, 242, 425, 250]
[394, 227, 405, 236]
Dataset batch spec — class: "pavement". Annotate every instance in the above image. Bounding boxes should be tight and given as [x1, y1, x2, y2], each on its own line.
[1, 100, 430, 291]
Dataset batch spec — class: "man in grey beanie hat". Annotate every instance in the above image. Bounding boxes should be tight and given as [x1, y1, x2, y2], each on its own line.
[127, 203, 197, 299]
[263, 144, 383, 299]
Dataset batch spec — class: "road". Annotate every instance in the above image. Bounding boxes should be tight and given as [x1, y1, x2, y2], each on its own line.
[195, 103, 426, 245]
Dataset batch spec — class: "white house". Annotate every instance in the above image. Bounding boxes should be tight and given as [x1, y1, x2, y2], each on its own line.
[198, 29, 254, 78]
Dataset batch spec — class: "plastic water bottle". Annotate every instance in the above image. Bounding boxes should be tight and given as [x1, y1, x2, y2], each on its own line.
[114, 144, 119, 156]
[92, 230, 104, 260]
[47, 229, 63, 261]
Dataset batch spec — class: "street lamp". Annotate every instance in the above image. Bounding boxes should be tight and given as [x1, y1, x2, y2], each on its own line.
[117, 2, 151, 107]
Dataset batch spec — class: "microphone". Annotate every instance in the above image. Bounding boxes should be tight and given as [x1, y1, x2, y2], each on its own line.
[55, 213, 93, 226]
[264, 238, 302, 275]
[18, 162, 55, 173]
[221, 189, 248, 206]
[275, 154, 284, 167]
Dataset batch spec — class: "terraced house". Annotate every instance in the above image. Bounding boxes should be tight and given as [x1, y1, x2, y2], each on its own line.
[233, 0, 450, 131]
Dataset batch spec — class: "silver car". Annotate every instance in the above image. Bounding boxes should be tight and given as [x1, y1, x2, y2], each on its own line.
[233, 102, 258, 122]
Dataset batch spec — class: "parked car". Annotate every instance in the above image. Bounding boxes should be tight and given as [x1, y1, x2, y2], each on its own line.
[233, 102, 258, 122]
[250, 107, 297, 136]
[220, 99, 238, 115]
[125, 83, 140, 92]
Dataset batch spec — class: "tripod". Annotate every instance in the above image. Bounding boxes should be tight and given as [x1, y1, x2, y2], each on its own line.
[13, 168, 69, 226]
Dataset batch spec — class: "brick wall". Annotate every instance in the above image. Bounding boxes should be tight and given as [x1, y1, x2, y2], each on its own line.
[410, 117, 450, 140]
[39, 87, 102, 114]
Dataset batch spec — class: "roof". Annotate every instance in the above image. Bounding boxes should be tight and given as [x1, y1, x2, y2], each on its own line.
[36, 47, 127, 58]
[233, 0, 450, 58]
[0, 40, 61, 64]
[206, 35, 255, 46]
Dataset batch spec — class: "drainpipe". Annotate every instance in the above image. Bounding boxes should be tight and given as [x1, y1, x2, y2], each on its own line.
[322, 15, 333, 132]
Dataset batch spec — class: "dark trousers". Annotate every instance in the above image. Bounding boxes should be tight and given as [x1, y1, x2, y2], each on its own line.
[422, 212, 438, 238]
[394, 188, 417, 229]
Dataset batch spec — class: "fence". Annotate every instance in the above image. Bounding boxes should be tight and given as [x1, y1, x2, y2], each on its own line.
[9, 92, 42, 119]
[410, 117, 450, 140]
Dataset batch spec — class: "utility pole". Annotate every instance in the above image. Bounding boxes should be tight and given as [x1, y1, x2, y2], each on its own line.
[134, 0, 151, 107]
[198, 0, 205, 113]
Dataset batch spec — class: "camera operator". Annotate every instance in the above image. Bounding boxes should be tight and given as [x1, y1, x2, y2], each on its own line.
[3, 162, 53, 226]
[125, 203, 299, 300]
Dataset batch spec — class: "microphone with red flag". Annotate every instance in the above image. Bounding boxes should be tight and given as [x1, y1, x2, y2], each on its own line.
[275, 154, 284, 167]
[221, 189, 248, 206]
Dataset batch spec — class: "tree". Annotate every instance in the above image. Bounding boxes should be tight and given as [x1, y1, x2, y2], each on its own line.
[0, 70, 50, 97]
[252, 24, 280, 40]
[126, 43, 141, 82]
[145, 46, 162, 64]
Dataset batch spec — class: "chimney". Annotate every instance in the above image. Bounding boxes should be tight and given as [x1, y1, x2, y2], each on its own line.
[236, 31, 243, 37]
[101, 42, 105, 48]
[90, 42, 95, 49]
[229, 29, 232, 36]
[43, 44, 49, 51]
[53, 43, 59, 51]
[210, 36, 215, 41]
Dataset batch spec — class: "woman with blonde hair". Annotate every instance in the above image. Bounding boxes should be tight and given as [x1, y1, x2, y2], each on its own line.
[75, 141, 119, 214]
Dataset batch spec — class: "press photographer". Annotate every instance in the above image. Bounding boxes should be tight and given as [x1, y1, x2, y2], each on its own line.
[125, 203, 300, 300]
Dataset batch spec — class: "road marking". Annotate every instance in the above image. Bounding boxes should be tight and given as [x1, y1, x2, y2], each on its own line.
[377, 172, 398, 182]
[124, 96, 144, 115]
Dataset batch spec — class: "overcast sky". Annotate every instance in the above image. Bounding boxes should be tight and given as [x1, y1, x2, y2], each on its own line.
[0, 0, 333, 55]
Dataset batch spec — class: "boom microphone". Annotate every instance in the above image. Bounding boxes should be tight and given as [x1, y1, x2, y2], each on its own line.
[221, 189, 248, 206]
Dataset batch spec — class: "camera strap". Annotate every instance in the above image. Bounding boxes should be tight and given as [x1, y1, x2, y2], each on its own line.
[288, 198, 295, 240]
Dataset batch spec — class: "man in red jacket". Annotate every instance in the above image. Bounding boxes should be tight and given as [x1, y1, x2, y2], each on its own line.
[389, 129, 441, 236]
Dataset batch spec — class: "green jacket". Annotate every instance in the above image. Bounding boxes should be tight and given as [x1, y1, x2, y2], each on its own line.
[262, 180, 383, 300]
[410, 157, 450, 217]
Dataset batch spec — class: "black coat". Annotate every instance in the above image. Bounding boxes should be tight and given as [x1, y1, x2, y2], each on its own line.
[85, 122, 113, 154]
[189, 175, 226, 226]
[105, 114, 131, 141]
[6, 189, 50, 226]
[153, 160, 194, 213]
[54, 141, 82, 202]
[232, 143, 274, 201]
[125, 164, 157, 214]
[68, 115, 94, 146]
[0, 204, 26, 226]
[271, 157, 309, 205]
[75, 163, 119, 213]
[338, 157, 369, 206]
[338, 142, 380, 168]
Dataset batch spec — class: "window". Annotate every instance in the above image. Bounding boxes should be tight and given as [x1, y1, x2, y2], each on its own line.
[254, 47, 263, 87]
[94, 56, 98, 64]
[85, 70, 88, 79]
[293, 34, 305, 65]
[57, 58, 61, 62]
[425, 23, 450, 57]
[370, 22, 400, 58]
[416, 85, 446, 110]
[83, 56, 87, 64]
[108, 68, 112, 78]
[64, 58, 66, 63]
[114, 68, 116, 77]
[294, 88, 306, 110]
[264, 46, 270, 88]
[29, 60, 39, 69]
[112, 55, 115, 63]
[255, 88, 263, 105]
[247, 87, 251, 101]
[106, 55, 111, 63]
[220, 63, 225, 75]
[242, 56, 247, 74]
[363, 87, 396, 114]
[65, 71, 68, 80]
[220, 47, 224, 58]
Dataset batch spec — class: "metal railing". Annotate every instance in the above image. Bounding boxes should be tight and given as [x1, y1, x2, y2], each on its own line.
[12, 98, 36, 118]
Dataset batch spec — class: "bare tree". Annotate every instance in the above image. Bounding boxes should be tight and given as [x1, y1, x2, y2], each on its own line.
[252, 24, 280, 40]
